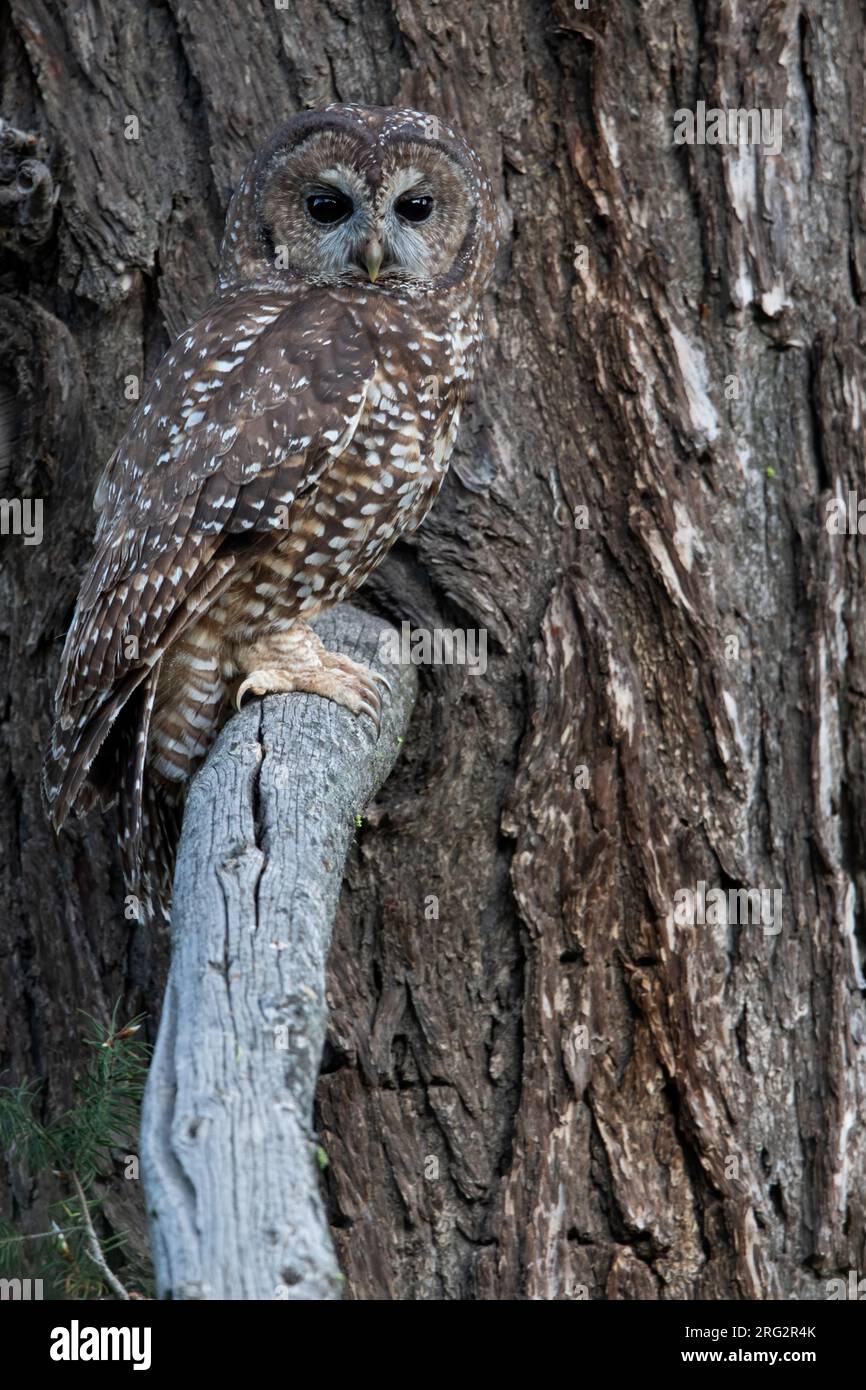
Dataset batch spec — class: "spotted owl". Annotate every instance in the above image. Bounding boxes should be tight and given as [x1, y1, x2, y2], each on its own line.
[43, 104, 498, 913]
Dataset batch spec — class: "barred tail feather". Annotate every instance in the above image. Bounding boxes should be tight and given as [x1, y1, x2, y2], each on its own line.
[134, 778, 185, 927]
[41, 663, 153, 831]
[118, 665, 160, 878]
[117, 665, 185, 924]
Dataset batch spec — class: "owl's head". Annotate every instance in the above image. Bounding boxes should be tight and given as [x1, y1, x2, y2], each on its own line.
[218, 105, 498, 297]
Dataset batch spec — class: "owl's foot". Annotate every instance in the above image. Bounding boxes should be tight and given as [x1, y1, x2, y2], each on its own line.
[235, 634, 390, 735]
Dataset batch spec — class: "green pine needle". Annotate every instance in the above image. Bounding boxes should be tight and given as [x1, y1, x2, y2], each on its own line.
[0, 1003, 152, 1298]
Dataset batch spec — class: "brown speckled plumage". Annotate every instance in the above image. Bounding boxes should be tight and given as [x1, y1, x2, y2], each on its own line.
[43, 104, 498, 914]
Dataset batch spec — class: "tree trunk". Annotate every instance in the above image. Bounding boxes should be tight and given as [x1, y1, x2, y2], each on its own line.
[2, 0, 864, 1301]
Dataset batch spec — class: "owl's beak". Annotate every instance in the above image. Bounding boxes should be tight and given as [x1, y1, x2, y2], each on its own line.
[362, 237, 384, 283]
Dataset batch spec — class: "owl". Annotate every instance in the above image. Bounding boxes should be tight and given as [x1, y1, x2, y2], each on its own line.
[43, 104, 498, 915]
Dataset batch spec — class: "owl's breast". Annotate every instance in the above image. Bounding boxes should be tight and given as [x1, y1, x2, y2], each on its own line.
[227, 365, 459, 628]
[218, 302, 471, 634]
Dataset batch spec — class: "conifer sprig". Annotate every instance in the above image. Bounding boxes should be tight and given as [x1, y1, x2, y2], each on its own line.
[0, 1005, 151, 1298]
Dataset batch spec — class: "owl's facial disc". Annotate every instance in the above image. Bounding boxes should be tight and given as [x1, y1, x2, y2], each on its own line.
[260, 130, 475, 288]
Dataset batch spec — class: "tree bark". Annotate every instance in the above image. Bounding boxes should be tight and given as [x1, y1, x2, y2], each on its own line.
[141, 607, 416, 1300]
[1, 0, 864, 1301]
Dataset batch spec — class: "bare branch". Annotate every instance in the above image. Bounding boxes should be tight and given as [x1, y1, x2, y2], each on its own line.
[141, 606, 416, 1300]
[71, 1172, 130, 1302]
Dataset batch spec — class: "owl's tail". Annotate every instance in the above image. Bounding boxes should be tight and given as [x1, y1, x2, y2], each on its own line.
[42, 661, 184, 924]
[116, 666, 177, 920]
[41, 661, 154, 833]
[123, 772, 185, 928]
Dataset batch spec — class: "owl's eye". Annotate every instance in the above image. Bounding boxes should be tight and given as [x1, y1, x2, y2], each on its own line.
[306, 191, 353, 225]
[395, 195, 434, 223]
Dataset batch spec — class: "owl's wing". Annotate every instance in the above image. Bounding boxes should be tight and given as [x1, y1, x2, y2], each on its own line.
[45, 288, 376, 828]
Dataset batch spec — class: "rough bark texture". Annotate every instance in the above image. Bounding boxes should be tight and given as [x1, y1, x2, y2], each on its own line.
[1, 0, 865, 1301]
[142, 607, 416, 1301]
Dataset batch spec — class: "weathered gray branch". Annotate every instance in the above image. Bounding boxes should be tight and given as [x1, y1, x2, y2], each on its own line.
[141, 605, 416, 1300]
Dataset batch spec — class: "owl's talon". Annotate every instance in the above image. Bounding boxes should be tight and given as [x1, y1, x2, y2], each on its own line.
[235, 677, 255, 709]
[371, 669, 393, 696]
[236, 671, 281, 709]
[320, 650, 390, 716]
[356, 697, 382, 735]
[354, 674, 385, 708]
[233, 643, 385, 736]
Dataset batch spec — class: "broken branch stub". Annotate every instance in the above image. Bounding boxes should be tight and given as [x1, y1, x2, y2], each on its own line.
[141, 605, 417, 1300]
